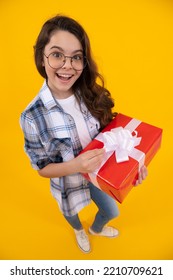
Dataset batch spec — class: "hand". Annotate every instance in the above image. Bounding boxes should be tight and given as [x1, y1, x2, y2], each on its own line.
[134, 165, 148, 186]
[74, 148, 105, 173]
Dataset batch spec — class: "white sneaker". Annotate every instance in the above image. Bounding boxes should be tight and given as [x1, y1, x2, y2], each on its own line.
[74, 229, 91, 253]
[89, 226, 119, 238]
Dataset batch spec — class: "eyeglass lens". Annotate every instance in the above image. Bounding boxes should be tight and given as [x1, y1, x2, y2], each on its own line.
[47, 52, 86, 70]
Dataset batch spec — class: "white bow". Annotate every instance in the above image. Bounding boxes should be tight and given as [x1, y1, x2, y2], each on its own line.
[96, 127, 141, 163]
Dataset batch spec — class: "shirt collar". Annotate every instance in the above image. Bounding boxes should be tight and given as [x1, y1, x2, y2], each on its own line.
[39, 80, 58, 110]
[38, 81, 85, 111]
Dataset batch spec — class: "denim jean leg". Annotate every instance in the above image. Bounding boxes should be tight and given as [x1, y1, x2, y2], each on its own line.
[89, 183, 119, 233]
[63, 213, 83, 230]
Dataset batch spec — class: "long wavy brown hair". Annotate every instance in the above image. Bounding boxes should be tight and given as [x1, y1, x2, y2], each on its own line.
[34, 15, 117, 130]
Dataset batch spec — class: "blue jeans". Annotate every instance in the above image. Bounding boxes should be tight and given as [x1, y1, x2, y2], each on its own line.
[64, 183, 119, 233]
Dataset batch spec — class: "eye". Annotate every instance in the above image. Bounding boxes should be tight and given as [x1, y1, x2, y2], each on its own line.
[51, 52, 64, 59]
[72, 54, 83, 61]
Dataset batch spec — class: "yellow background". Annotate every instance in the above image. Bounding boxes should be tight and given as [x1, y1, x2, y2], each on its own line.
[0, 0, 173, 260]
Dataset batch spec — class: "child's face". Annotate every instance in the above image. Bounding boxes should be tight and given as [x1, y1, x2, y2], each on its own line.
[43, 30, 83, 98]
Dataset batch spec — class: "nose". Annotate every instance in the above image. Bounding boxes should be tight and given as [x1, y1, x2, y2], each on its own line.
[62, 56, 73, 69]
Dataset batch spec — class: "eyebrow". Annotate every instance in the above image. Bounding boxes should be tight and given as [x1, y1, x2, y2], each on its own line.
[49, 45, 83, 54]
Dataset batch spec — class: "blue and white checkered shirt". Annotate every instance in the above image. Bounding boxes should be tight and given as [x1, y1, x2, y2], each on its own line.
[20, 81, 100, 216]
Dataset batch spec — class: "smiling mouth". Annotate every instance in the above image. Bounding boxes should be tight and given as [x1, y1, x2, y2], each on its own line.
[56, 73, 73, 80]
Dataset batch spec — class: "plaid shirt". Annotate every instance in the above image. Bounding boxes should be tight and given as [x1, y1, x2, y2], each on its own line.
[20, 81, 100, 216]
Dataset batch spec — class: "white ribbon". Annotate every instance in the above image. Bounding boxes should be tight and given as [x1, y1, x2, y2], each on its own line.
[88, 118, 145, 189]
[96, 126, 141, 163]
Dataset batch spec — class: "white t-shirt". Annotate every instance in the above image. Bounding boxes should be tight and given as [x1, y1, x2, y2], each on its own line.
[57, 95, 92, 148]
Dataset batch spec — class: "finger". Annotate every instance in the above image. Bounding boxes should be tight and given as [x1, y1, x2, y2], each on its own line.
[140, 165, 148, 180]
[134, 171, 142, 186]
[135, 166, 148, 186]
[137, 171, 143, 184]
[87, 148, 105, 160]
[88, 153, 104, 166]
[134, 179, 139, 186]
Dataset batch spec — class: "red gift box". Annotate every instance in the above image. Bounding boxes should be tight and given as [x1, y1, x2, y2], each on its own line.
[81, 113, 163, 203]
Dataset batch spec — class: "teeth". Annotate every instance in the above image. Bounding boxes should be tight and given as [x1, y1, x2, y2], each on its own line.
[58, 74, 72, 78]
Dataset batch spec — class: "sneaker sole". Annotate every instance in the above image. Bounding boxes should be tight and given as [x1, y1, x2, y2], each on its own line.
[76, 241, 91, 253]
[89, 228, 119, 238]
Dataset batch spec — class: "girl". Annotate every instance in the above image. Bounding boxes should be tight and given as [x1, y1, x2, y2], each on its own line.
[20, 15, 148, 253]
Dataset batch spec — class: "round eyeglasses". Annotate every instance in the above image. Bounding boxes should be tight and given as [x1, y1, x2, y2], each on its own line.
[44, 52, 87, 71]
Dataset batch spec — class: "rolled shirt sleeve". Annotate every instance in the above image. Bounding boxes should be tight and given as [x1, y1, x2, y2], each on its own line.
[20, 112, 54, 170]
